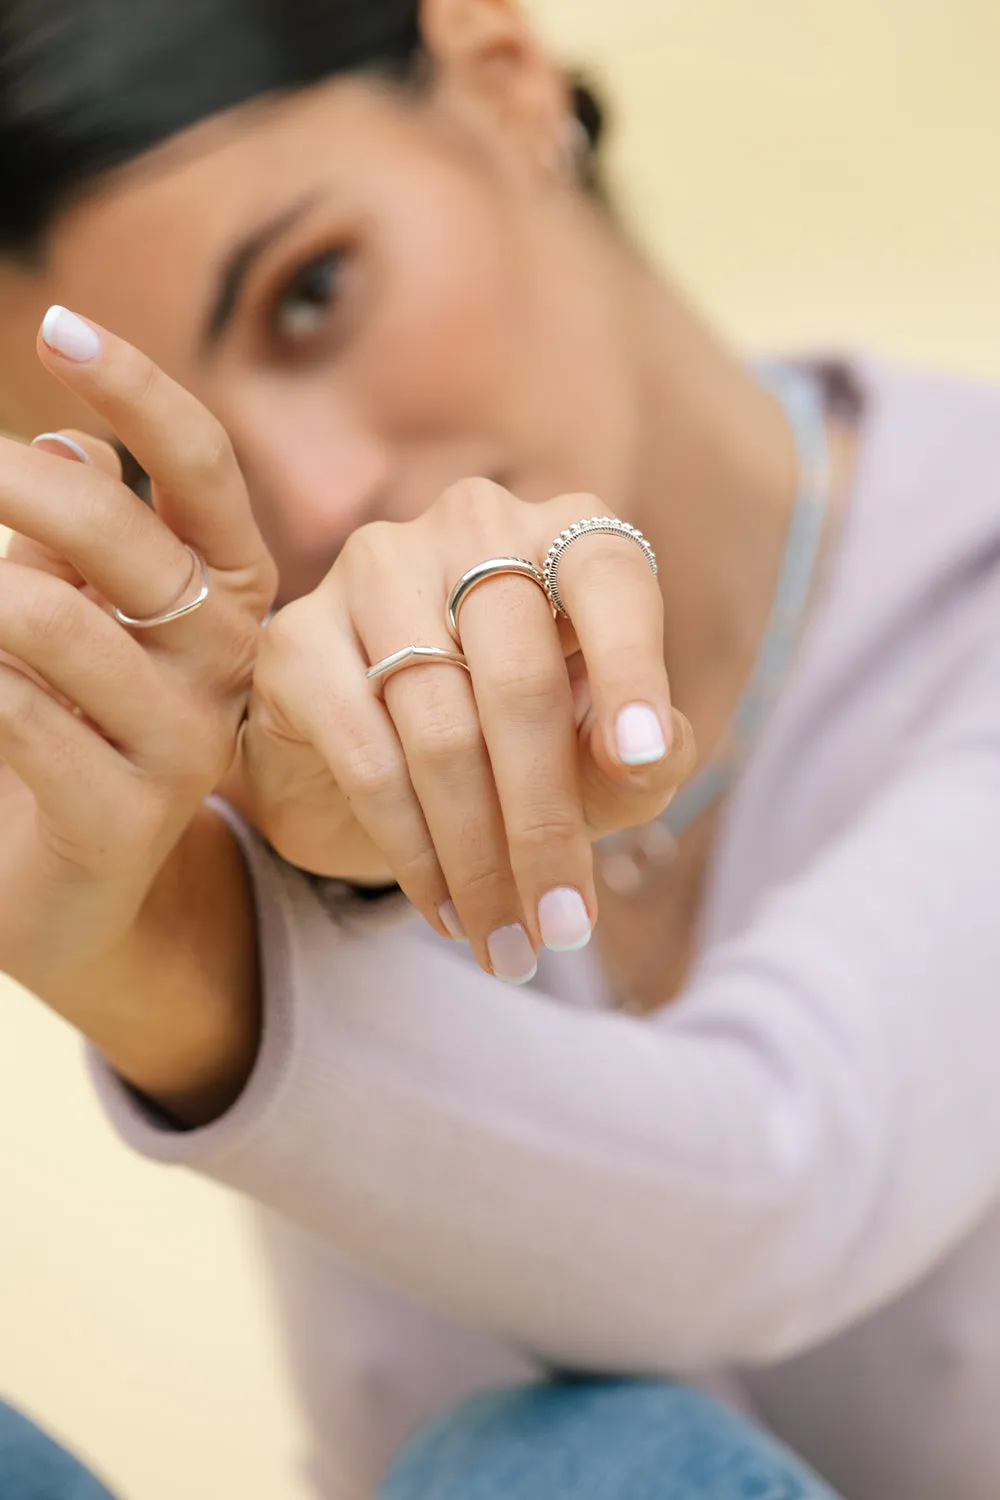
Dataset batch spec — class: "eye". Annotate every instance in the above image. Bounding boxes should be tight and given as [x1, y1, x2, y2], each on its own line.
[272, 249, 345, 346]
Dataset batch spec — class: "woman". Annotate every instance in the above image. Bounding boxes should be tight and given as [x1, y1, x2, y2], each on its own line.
[0, 1, 997, 1497]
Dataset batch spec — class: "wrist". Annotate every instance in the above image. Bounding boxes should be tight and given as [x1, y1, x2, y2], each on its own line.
[69, 804, 262, 1127]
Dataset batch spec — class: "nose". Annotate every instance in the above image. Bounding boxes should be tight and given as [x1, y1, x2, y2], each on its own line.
[225, 391, 392, 586]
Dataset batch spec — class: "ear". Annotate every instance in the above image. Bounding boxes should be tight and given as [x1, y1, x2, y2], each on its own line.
[419, 0, 572, 178]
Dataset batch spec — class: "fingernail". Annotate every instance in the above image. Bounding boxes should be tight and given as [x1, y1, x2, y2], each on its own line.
[31, 432, 93, 465]
[487, 924, 538, 986]
[439, 901, 468, 943]
[616, 703, 669, 766]
[538, 887, 592, 953]
[40, 306, 102, 363]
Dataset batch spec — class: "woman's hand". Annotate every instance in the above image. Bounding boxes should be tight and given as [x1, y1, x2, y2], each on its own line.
[0, 309, 276, 1098]
[234, 479, 695, 984]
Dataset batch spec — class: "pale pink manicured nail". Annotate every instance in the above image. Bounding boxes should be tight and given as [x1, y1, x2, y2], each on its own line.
[439, 901, 468, 943]
[40, 306, 102, 363]
[616, 703, 670, 766]
[487, 924, 538, 986]
[538, 888, 592, 953]
[31, 433, 92, 465]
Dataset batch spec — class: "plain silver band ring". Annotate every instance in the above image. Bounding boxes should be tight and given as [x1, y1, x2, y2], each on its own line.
[368, 645, 471, 699]
[543, 518, 658, 619]
[113, 545, 211, 630]
[446, 558, 547, 647]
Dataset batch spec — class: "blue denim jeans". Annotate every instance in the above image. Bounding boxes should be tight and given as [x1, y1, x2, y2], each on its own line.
[0, 1381, 842, 1499]
[379, 1380, 842, 1500]
[0, 1402, 116, 1499]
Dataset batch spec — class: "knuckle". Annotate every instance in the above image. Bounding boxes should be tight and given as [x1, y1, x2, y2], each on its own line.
[509, 807, 584, 860]
[554, 492, 606, 525]
[257, 604, 297, 658]
[453, 859, 514, 909]
[173, 421, 236, 488]
[341, 740, 400, 805]
[340, 519, 396, 570]
[392, 841, 443, 892]
[434, 476, 511, 525]
[22, 579, 80, 648]
[490, 657, 564, 716]
[258, 596, 316, 667]
[412, 713, 484, 772]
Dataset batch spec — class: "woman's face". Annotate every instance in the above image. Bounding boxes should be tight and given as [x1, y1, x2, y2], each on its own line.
[0, 71, 643, 603]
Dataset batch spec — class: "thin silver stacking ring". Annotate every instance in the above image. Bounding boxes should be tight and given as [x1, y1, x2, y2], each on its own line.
[367, 645, 471, 699]
[113, 545, 210, 630]
[542, 518, 657, 620]
[446, 557, 547, 647]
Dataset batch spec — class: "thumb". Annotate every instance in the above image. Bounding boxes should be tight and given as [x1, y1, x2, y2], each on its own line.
[579, 698, 697, 842]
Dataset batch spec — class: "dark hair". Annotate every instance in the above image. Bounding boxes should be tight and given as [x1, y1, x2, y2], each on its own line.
[0, 0, 606, 264]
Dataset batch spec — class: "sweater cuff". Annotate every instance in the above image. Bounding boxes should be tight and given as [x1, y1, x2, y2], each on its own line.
[87, 797, 414, 1165]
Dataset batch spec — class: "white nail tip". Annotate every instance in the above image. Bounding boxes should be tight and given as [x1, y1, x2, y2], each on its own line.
[497, 965, 539, 988]
[40, 305, 66, 345]
[40, 306, 101, 362]
[31, 433, 92, 465]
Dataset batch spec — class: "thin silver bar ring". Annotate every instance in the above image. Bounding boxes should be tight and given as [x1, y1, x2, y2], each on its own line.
[542, 518, 657, 620]
[113, 545, 211, 630]
[367, 645, 471, 699]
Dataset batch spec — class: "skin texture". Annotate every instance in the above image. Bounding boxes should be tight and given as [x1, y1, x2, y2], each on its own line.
[0, 0, 822, 1119]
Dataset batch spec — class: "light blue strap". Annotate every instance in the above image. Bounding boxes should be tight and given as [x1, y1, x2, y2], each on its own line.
[664, 366, 830, 840]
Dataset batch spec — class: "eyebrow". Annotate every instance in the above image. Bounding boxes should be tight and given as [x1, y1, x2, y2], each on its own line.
[201, 192, 321, 352]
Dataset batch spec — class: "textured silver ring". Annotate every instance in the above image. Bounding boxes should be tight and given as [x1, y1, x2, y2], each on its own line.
[113, 545, 210, 630]
[542, 518, 657, 619]
[446, 557, 547, 647]
[368, 645, 471, 699]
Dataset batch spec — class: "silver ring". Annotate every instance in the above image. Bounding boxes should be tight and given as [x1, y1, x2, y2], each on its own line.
[113, 545, 210, 630]
[367, 645, 471, 699]
[446, 557, 547, 646]
[542, 518, 657, 619]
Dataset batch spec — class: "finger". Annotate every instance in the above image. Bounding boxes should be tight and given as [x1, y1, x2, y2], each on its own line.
[0, 433, 201, 630]
[0, 560, 176, 753]
[6, 431, 122, 585]
[31, 429, 123, 480]
[544, 500, 674, 782]
[448, 559, 597, 960]
[346, 556, 539, 984]
[579, 704, 698, 838]
[37, 306, 267, 576]
[0, 660, 128, 843]
[250, 595, 459, 939]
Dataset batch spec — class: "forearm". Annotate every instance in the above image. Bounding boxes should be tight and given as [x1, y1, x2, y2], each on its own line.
[60, 804, 262, 1127]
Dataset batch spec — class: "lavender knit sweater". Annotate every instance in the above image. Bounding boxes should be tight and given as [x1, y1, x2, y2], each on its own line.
[94, 358, 1000, 1500]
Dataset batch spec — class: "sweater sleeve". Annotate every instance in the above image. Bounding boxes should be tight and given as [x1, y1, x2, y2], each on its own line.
[90, 658, 1000, 1373]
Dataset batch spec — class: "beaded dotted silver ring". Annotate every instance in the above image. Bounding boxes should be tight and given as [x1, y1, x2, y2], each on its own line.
[542, 517, 658, 619]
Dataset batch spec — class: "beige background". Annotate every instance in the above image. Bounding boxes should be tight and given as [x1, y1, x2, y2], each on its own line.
[2, 2, 999, 1497]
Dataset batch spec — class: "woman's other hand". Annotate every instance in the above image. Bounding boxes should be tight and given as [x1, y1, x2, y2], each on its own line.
[234, 479, 695, 983]
[0, 308, 277, 1109]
